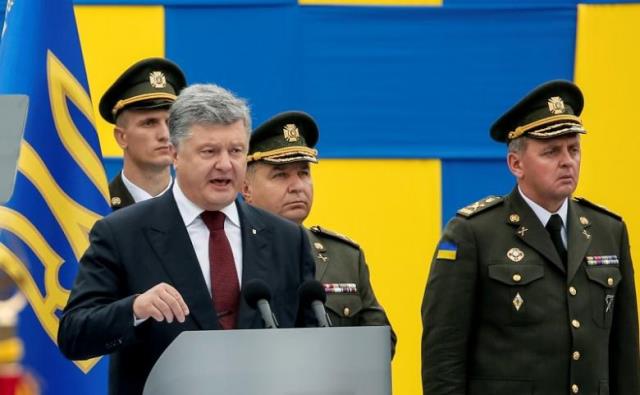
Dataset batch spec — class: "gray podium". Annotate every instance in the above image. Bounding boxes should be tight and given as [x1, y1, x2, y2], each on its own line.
[143, 326, 392, 395]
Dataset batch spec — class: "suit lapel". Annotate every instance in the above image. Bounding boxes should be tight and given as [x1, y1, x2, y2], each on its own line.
[235, 200, 271, 328]
[144, 192, 220, 330]
[507, 189, 565, 273]
[566, 200, 592, 282]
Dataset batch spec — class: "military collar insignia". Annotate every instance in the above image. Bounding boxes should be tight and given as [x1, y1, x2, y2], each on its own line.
[547, 96, 566, 115]
[579, 216, 589, 226]
[149, 71, 167, 89]
[509, 213, 520, 224]
[283, 123, 300, 143]
[111, 196, 122, 207]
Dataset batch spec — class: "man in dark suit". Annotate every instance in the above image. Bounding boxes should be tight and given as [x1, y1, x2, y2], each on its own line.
[242, 111, 396, 355]
[58, 84, 315, 395]
[421, 80, 640, 395]
[99, 57, 186, 210]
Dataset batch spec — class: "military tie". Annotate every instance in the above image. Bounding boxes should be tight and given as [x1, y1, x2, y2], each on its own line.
[201, 211, 240, 329]
[546, 214, 567, 265]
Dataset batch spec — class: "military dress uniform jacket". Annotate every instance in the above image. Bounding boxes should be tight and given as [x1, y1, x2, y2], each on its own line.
[306, 226, 397, 355]
[58, 192, 316, 395]
[421, 188, 640, 395]
[108, 173, 135, 211]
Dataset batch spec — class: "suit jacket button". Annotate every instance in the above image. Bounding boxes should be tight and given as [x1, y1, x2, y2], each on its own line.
[571, 319, 581, 329]
[571, 384, 579, 393]
[569, 286, 577, 296]
[512, 273, 522, 282]
[572, 351, 581, 360]
[343, 307, 351, 317]
[607, 277, 614, 286]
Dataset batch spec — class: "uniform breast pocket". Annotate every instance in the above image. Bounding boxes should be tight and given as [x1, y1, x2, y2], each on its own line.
[325, 293, 363, 327]
[585, 266, 622, 329]
[488, 264, 546, 326]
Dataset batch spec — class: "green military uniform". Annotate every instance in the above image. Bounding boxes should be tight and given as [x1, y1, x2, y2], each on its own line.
[248, 111, 395, 354]
[421, 81, 640, 395]
[108, 173, 135, 211]
[98, 58, 186, 211]
[306, 225, 397, 354]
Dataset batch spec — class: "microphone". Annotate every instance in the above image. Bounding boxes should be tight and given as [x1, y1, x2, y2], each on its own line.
[298, 280, 332, 328]
[242, 279, 278, 328]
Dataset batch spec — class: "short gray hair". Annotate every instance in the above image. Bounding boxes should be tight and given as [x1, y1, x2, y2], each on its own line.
[508, 136, 528, 153]
[169, 84, 251, 147]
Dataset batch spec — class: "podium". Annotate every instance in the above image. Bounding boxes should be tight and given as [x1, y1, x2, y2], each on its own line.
[143, 326, 392, 395]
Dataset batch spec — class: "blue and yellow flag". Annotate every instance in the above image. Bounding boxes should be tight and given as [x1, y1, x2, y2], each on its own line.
[0, 0, 110, 393]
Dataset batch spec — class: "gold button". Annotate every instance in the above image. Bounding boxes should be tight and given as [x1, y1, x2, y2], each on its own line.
[572, 384, 579, 394]
[607, 277, 614, 286]
[512, 273, 522, 282]
[343, 307, 351, 317]
[569, 287, 577, 296]
[572, 319, 581, 329]
[572, 351, 581, 360]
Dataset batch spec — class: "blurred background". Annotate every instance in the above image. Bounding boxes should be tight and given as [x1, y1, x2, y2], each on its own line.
[1, 0, 639, 393]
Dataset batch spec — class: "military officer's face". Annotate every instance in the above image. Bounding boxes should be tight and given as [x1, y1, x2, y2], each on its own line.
[242, 161, 313, 225]
[173, 120, 248, 211]
[115, 109, 173, 170]
[508, 134, 581, 211]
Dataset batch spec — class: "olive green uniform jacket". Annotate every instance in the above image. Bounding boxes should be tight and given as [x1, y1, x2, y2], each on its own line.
[306, 226, 397, 356]
[421, 188, 640, 395]
[108, 173, 135, 211]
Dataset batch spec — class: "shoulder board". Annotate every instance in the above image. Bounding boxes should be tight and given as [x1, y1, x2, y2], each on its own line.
[308, 225, 359, 248]
[457, 195, 504, 218]
[573, 197, 622, 221]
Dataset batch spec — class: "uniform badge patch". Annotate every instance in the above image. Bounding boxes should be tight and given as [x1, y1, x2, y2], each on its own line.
[513, 292, 524, 311]
[586, 255, 619, 266]
[436, 241, 457, 261]
[507, 248, 524, 262]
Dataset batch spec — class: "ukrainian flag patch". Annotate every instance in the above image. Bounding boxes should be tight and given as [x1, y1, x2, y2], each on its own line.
[436, 241, 457, 261]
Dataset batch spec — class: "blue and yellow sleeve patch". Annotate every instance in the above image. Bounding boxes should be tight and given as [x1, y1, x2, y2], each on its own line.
[436, 241, 457, 261]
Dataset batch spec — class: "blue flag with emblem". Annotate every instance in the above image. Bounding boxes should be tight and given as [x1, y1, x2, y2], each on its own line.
[0, 0, 109, 393]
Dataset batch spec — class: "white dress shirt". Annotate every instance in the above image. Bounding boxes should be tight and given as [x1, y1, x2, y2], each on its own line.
[121, 171, 172, 203]
[172, 182, 243, 294]
[518, 186, 568, 248]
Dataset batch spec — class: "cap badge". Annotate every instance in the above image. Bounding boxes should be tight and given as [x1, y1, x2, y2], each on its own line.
[507, 247, 524, 262]
[283, 123, 300, 143]
[547, 96, 566, 115]
[149, 71, 167, 89]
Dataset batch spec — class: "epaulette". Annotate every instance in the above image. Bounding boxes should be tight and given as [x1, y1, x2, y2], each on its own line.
[573, 197, 622, 221]
[457, 195, 504, 218]
[309, 225, 360, 248]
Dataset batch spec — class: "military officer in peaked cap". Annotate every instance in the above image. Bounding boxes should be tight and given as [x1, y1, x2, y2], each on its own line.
[242, 111, 396, 355]
[421, 80, 640, 395]
[99, 57, 186, 210]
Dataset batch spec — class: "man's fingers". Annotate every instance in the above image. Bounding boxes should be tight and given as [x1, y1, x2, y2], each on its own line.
[159, 288, 185, 323]
[152, 297, 174, 323]
[162, 285, 190, 321]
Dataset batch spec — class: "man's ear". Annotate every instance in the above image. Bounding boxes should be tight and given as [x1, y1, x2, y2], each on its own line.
[241, 180, 252, 203]
[114, 126, 127, 149]
[507, 151, 524, 180]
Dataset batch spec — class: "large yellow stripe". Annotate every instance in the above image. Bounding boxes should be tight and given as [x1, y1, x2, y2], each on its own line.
[305, 159, 440, 395]
[74, 5, 165, 157]
[574, 4, 640, 315]
[299, 0, 441, 5]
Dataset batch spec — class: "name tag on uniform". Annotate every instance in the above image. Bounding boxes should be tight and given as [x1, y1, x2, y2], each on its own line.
[323, 283, 357, 294]
[585, 255, 619, 266]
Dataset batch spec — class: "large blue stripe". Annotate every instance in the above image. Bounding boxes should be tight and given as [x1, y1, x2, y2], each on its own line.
[166, 4, 576, 158]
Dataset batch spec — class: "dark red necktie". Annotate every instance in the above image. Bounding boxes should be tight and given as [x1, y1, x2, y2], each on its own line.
[201, 211, 240, 329]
